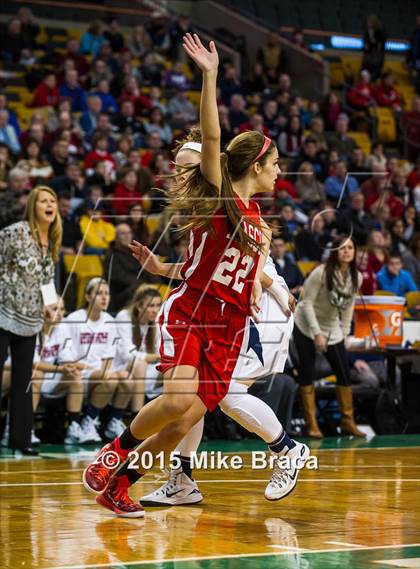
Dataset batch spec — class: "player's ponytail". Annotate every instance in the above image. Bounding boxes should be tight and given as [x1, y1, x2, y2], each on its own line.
[166, 130, 274, 255]
[219, 151, 262, 255]
[220, 131, 275, 254]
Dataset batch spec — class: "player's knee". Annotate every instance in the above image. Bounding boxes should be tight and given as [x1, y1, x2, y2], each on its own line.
[118, 377, 135, 393]
[117, 370, 130, 380]
[160, 395, 192, 420]
[169, 418, 192, 441]
[131, 359, 147, 378]
[67, 369, 83, 383]
[103, 377, 118, 392]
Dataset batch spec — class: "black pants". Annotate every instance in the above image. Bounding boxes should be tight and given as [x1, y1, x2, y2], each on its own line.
[249, 373, 298, 432]
[293, 325, 351, 386]
[0, 328, 36, 448]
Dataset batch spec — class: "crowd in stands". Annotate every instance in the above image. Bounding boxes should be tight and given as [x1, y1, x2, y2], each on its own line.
[0, 6, 419, 444]
[0, 7, 418, 308]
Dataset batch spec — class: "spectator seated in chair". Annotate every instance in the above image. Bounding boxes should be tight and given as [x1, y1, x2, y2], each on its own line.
[376, 254, 418, 296]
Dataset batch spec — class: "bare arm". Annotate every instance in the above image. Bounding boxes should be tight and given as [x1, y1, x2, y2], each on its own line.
[256, 220, 272, 282]
[128, 241, 184, 280]
[183, 33, 222, 191]
[250, 220, 272, 321]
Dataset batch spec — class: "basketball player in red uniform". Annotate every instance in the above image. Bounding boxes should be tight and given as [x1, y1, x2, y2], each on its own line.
[82, 34, 298, 517]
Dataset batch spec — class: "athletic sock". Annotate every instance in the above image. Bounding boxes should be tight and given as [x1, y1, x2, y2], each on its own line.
[268, 430, 296, 455]
[108, 406, 124, 420]
[67, 412, 80, 424]
[117, 426, 143, 451]
[115, 461, 143, 487]
[180, 455, 193, 480]
[85, 403, 100, 419]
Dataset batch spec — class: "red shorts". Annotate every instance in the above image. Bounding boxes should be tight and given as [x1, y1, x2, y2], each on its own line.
[157, 283, 247, 411]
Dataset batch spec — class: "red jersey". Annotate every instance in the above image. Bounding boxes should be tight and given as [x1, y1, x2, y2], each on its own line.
[180, 195, 262, 315]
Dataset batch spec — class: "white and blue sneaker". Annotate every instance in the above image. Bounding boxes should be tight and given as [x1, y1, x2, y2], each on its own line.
[265, 441, 310, 501]
[79, 416, 102, 444]
[140, 468, 203, 507]
[104, 417, 126, 440]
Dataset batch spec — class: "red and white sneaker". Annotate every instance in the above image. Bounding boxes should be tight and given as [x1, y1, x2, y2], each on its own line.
[83, 441, 129, 495]
[96, 477, 144, 518]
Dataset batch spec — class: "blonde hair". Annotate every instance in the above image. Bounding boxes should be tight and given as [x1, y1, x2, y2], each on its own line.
[83, 277, 108, 308]
[24, 185, 62, 262]
[173, 126, 202, 158]
[167, 131, 274, 255]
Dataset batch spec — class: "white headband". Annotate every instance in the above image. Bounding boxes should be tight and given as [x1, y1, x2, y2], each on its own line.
[179, 141, 202, 153]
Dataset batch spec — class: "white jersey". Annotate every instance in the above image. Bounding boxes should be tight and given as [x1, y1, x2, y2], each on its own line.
[232, 256, 294, 380]
[33, 324, 72, 365]
[113, 309, 160, 369]
[113, 309, 162, 397]
[59, 309, 118, 369]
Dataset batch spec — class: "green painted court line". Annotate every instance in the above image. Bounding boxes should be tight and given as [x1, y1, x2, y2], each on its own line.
[1, 435, 420, 461]
[43, 545, 420, 569]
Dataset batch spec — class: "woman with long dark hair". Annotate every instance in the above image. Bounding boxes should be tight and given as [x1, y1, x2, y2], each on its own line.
[293, 236, 364, 438]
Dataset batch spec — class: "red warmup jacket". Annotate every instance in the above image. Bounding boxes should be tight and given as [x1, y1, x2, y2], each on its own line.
[239, 122, 269, 136]
[84, 150, 116, 171]
[112, 183, 143, 216]
[359, 266, 377, 295]
[407, 168, 420, 189]
[362, 179, 404, 218]
[119, 91, 153, 115]
[274, 179, 298, 199]
[32, 83, 60, 107]
[368, 253, 386, 274]
[374, 84, 402, 109]
[347, 82, 373, 108]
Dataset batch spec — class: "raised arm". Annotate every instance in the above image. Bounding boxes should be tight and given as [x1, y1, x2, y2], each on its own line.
[183, 33, 221, 191]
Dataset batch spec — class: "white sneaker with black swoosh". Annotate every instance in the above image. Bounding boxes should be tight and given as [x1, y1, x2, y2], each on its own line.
[264, 441, 310, 501]
[140, 468, 203, 507]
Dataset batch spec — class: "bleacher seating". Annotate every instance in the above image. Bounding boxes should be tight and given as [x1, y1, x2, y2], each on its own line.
[63, 254, 103, 308]
[348, 131, 372, 156]
[221, 0, 417, 37]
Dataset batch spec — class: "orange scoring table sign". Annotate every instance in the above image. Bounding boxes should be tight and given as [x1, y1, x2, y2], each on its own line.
[354, 295, 406, 347]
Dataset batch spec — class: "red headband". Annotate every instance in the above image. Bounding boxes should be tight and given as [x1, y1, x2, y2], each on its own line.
[253, 135, 272, 163]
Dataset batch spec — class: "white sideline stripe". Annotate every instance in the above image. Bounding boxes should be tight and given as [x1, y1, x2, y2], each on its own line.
[268, 545, 308, 551]
[41, 543, 420, 569]
[2, 464, 420, 476]
[1, 445, 419, 461]
[372, 559, 420, 567]
[1, 478, 420, 488]
[0, 468, 86, 475]
[325, 541, 366, 548]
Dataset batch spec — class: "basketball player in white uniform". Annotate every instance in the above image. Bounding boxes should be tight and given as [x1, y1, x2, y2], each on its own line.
[61, 278, 136, 443]
[139, 250, 302, 506]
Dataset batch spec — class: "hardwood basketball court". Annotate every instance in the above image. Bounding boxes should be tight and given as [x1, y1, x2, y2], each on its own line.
[1, 435, 419, 569]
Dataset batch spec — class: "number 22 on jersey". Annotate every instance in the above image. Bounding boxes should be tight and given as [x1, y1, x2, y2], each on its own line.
[212, 247, 254, 294]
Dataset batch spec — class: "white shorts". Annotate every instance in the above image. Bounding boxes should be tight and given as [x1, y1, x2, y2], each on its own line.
[145, 363, 162, 399]
[40, 371, 65, 398]
[232, 291, 294, 381]
[40, 367, 93, 399]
